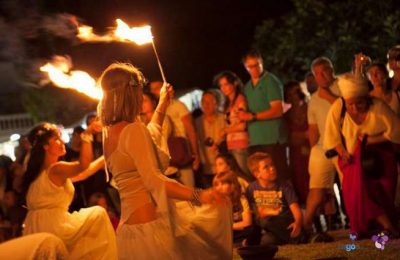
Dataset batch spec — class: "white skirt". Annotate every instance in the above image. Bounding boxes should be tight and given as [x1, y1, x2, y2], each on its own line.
[116, 203, 232, 260]
[117, 216, 182, 260]
[24, 206, 117, 260]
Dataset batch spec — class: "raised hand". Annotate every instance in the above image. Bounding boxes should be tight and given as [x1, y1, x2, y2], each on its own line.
[159, 82, 173, 105]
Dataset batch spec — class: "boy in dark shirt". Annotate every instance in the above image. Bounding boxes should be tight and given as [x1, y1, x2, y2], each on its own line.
[245, 152, 303, 245]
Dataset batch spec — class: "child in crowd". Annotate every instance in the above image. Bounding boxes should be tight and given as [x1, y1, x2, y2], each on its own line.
[215, 153, 253, 194]
[2, 190, 26, 238]
[245, 152, 303, 245]
[88, 192, 119, 230]
[213, 170, 252, 244]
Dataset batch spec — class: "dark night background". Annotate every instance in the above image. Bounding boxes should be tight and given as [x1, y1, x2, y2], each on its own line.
[0, 0, 292, 123]
[41, 0, 292, 90]
[1, 0, 398, 124]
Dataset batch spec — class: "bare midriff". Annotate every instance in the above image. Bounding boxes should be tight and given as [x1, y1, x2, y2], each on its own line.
[124, 202, 158, 225]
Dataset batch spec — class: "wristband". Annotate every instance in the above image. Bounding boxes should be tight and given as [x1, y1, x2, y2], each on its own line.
[155, 110, 165, 115]
[251, 112, 257, 121]
[190, 188, 203, 207]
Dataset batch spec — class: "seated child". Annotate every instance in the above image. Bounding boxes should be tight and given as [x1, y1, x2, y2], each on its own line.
[2, 190, 26, 238]
[215, 153, 253, 194]
[88, 192, 119, 230]
[213, 170, 252, 244]
[245, 152, 303, 245]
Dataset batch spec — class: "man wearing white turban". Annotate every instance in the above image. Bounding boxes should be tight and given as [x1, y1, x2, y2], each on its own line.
[337, 73, 369, 100]
[324, 73, 400, 237]
[325, 73, 400, 156]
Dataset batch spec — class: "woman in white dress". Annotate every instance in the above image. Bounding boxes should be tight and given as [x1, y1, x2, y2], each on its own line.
[22, 122, 117, 260]
[99, 63, 232, 260]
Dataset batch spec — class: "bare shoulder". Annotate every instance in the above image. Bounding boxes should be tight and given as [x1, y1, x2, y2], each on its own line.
[48, 161, 77, 186]
[104, 121, 144, 153]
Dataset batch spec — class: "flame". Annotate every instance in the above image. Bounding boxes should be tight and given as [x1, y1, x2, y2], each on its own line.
[76, 19, 153, 45]
[114, 19, 153, 45]
[77, 25, 113, 42]
[40, 56, 102, 100]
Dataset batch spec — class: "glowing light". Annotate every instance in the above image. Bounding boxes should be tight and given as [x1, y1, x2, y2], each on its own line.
[76, 19, 153, 45]
[77, 25, 113, 42]
[75, 19, 166, 82]
[40, 56, 102, 100]
[114, 20, 153, 45]
[10, 134, 21, 142]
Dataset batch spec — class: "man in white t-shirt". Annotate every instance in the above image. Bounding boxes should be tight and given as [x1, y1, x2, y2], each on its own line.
[150, 81, 200, 187]
[195, 90, 226, 187]
[304, 57, 340, 240]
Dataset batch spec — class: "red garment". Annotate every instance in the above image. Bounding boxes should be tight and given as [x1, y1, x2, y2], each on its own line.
[339, 140, 397, 234]
[108, 210, 120, 231]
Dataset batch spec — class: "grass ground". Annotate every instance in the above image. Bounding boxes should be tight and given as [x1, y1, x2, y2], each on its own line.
[234, 230, 400, 259]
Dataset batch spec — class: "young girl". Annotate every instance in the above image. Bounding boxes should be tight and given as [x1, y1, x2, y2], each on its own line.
[88, 192, 120, 230]
[213, 170, 252, 243]
[215, 153, 253, 194]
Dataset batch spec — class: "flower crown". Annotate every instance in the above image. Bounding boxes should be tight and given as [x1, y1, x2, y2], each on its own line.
[30, 124, 57, 147]
[128, 73, 147, 88]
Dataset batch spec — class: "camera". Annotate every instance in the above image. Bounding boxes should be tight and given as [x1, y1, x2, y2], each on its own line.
[325, 149, 338, 159]
[204, 137, 214, 147]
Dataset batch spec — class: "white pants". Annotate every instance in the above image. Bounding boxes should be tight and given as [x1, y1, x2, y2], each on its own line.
[308, 145, 336, 189]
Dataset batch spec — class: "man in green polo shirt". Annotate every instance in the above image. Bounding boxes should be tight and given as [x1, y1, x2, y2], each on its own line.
[238, 49, 288, 180]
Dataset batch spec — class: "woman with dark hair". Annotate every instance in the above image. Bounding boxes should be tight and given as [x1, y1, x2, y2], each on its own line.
[387, 45, 400, 93]
[99, 63, 232, 259]
[141, 91, 173, 157]
[214, 71, 251, 179]
[141, 91, 177, 177]
[215, 153, 253, 192]
[283, 81, 309, 206]
[22, 122, 117, 259]
[366, 62, 400, 115]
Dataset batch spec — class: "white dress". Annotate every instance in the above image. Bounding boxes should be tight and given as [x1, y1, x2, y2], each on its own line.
[0, 233, 68, 260]
[106, 122, 232, 260]
[23, 170, 117, 260]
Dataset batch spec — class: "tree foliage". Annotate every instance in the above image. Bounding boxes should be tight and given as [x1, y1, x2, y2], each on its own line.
[21, 86, 97, 126]
[254, 0, 400, 82]
[0, 0, 92, 125]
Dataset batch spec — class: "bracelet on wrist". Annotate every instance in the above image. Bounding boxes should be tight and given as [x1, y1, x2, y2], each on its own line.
[190, 188, 203, 207]
[251, 112, 257, 121]
[155, 110, 165, 115]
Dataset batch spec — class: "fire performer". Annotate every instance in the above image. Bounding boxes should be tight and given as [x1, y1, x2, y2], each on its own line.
[22, 122, 117, 259]
[99, 63, 232, 260]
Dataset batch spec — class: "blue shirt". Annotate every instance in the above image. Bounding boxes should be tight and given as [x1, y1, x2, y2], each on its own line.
[246, 180, 298, 220]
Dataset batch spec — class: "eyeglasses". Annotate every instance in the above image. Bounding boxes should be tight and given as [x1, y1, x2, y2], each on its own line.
[245, 63, 261, 70]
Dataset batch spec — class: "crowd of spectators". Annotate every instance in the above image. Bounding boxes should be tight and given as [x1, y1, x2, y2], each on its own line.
[1, 45, 400, 254]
